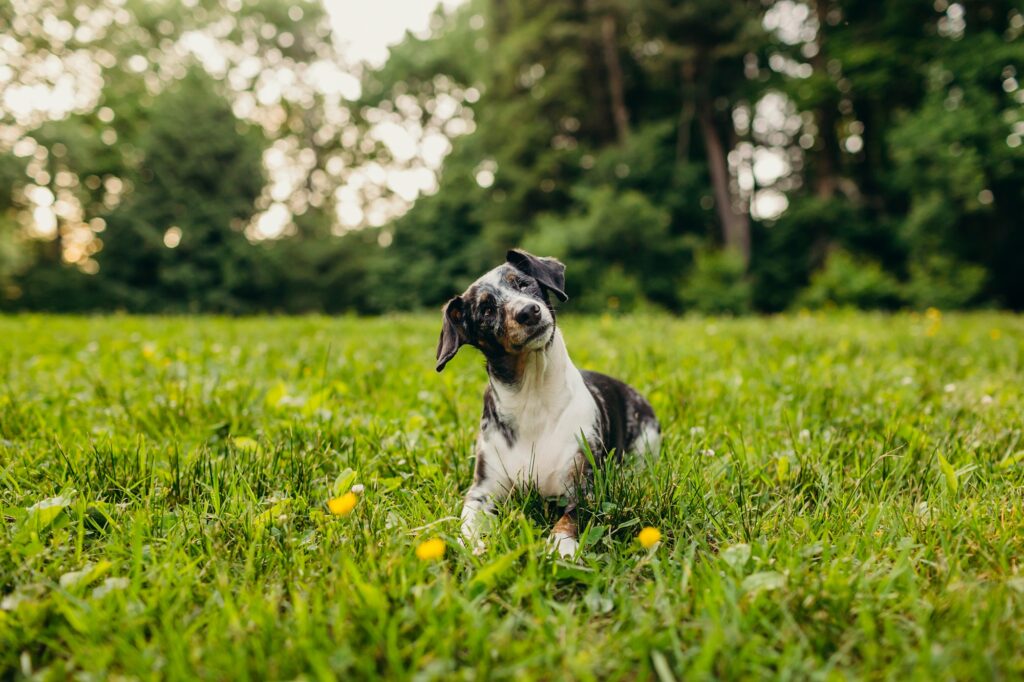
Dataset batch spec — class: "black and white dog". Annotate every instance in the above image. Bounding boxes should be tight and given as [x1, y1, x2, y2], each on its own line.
[436, 249, 660, 558]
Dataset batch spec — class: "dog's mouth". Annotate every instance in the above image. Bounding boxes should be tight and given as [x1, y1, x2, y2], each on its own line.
[516, 321, 552, 349]
[525, 322, 551, 341]
[500, 321, 552, 353]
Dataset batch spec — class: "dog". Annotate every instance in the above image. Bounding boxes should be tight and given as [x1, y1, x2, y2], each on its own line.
[436, 249, 661, 558]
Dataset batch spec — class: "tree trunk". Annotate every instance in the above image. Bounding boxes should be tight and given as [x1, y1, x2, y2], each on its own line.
[697, 96, 750, 266]
[47, 224, 64, 264]
[578, 0, 615, 144]
[811, 0, 839, 199]
[676, 60, 696, 161]
[600, 14, 630, 144]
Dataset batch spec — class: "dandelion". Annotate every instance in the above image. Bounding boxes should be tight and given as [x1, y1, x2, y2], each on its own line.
[415, 537, 445, 561]
[637, 526, 661, 549]
[990, 328, 1002, 341]
[327, 492, 357, 516]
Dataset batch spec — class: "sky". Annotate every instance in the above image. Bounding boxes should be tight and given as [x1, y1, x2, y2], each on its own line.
[326, 0, 464, 67]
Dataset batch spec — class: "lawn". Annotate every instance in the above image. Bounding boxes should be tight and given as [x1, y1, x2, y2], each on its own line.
[2, 312, 1023, 680]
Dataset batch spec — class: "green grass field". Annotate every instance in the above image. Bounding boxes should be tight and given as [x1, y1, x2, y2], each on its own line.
[2, 312, 1023, 680]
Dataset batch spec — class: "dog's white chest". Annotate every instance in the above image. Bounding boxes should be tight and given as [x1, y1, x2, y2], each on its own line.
[482, 368, 598, 498]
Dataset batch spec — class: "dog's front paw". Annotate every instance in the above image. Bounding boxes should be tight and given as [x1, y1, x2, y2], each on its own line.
[548, 532, 579, 560]
[457, 533, 487, 556]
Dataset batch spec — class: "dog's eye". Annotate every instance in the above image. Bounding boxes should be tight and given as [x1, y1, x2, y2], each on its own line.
[512, 278, 528, 291]
[481, 306, 495, 318]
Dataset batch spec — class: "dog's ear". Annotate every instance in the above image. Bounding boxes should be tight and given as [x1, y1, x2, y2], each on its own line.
[436, 296, 466, 372]
[506, 249, 568, 302]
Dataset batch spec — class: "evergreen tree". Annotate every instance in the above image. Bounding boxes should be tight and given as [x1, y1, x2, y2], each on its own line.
[97, 70, 266, 312]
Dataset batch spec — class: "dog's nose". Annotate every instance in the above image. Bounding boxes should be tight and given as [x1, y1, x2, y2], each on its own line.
[515, 302, 541, 326]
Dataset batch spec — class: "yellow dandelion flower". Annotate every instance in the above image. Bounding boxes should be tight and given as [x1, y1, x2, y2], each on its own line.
[925, 307, 942, 321]
[415, 538, 445, 561]
[637, 526, 661, 549]
[327, 492, 357, 516]
[990, 328, 1002, 341]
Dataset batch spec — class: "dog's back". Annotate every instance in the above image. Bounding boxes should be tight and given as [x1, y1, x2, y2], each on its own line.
[581, 370, 660, 461]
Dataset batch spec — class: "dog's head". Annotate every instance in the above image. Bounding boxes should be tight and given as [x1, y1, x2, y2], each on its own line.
[436, 249, 567, 372]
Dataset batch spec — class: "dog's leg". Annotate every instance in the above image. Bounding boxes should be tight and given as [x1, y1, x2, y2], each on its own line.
[460, 487, 494, 555]
[549, 507, 579, 559]
[548, 449, 591, 559]
[460, 444, 499, 554]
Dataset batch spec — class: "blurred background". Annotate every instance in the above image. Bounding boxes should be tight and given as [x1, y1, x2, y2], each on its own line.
[0, 0, 1022, 314]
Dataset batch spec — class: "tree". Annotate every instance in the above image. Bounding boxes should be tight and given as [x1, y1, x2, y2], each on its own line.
[0, 155, 29, 290]
[97, 69, 266, 312]
[636, 0, 764, 266]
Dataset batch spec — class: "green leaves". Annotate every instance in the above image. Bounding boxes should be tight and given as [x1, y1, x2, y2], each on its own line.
[741, 571, 787, 596]
[332, 468, 358, 497]
[470, 547, 526, 592]
[721, 543, 751, 570]
[24, 494, 73, 533]
[938, 454, 959, 495]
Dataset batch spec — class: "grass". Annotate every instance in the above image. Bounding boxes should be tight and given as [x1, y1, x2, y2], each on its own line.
[1, 311, 1023, 680]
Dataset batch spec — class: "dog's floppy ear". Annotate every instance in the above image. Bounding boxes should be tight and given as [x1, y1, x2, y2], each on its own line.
[436, 296, 466, 372]
[506, 249, 568, 302]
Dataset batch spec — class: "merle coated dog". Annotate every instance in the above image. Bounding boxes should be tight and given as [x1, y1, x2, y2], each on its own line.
[436, 249, 660, 557]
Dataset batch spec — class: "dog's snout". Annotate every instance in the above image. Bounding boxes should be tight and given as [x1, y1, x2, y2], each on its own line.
[515, 302, 542, 326]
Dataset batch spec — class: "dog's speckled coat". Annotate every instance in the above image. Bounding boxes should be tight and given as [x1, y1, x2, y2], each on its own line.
[436, 250, 660, 557]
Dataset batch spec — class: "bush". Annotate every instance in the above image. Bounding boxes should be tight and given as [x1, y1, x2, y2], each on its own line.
[904, 254, 987, 309]
[575, 264, 648, 313]
[797, 250, 903, 310]
[524, 186, 678, 311]
[679, 248, 752, 315]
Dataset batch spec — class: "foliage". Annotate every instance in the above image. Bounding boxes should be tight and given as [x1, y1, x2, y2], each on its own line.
[525, 185, 676, 311]
[905, 254, 988, 310]
[797, 249, 903, 310]
[0, 155, 29, 288]
[1, 313, 1024, 678]
[96, 70, 267, 312]
[680, 247, 752, 315]
[1, 0, 1023, 312]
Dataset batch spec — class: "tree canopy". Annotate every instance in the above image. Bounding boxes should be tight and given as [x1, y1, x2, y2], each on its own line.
[1, 0, 1022, 312]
